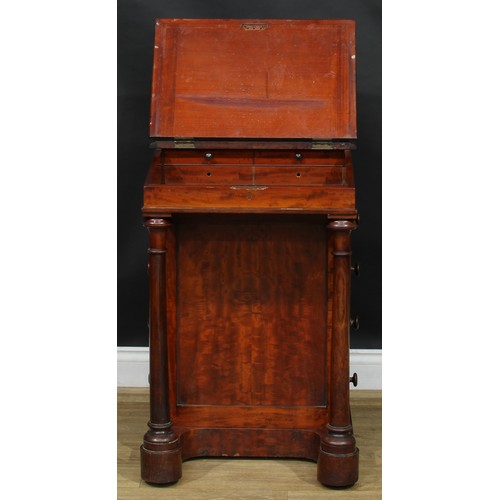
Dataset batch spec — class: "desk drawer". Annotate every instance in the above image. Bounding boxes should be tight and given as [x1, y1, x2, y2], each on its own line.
[164, 165, 252, 184]
[254, 166, 344, 185]
[163, 150, 253, 165]
[254, 150, 344, 165]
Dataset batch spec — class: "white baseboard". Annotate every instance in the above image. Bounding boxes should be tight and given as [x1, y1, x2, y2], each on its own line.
[118, 347, 382, 390]
[117, 347, 149, 387]
[349, 349, 382, 390]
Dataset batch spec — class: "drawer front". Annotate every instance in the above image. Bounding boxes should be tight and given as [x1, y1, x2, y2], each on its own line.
[254, 150, 344, 165]
[164, 165, 252, 185]
[254, 166, 344, 185]
[164, 150, 253, 165]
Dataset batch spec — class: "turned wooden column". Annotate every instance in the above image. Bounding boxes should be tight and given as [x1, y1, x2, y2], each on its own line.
[140, 216, 182, 484]
[317, 218, 359, 487]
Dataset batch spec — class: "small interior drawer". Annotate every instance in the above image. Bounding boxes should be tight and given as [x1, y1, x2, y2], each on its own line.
[163, 165, 253, 184]
[254, 150, 344, 165]
[254, 166, 344, 185]
[163, 150, 253, 165]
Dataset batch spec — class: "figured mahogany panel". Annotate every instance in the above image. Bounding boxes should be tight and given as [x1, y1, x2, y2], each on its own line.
[175, 215, 327, 408]
[151, 19, 356, 139]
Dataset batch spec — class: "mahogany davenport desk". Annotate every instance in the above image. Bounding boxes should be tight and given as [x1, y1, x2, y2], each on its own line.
[141, 19, 360, 487]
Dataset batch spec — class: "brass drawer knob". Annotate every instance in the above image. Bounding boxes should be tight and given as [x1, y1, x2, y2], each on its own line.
[295, 153, 302, 160]
[205, 153, 213, 160]
[350, 373, 358, 387]
[351, 262, 360, 276]
[350, 315, 359, 331]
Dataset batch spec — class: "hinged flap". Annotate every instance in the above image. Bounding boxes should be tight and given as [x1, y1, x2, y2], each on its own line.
[150, 19, 357, 140]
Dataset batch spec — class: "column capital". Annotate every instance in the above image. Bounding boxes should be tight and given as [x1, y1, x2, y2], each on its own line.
[144, 216, 173, 229]
[326, 219, 357, 231]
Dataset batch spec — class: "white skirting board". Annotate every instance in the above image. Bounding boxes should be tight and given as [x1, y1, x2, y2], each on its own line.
[118, 347, 382, 390]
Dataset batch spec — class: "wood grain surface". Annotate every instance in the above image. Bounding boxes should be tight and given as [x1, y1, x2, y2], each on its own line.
[144, 184, 355, 212]
[175, 215, 327, 409]
[150, 19, 356, 139]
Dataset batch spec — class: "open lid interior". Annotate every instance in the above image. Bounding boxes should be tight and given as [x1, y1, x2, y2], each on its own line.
[150, 19, 356, 140]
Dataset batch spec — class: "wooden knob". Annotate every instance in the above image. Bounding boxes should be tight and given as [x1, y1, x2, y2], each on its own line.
[350, 316, 359, 331]
[205, 152, 213, 160]
[351, 262, 360, 276]
[350, 373, 358, 387]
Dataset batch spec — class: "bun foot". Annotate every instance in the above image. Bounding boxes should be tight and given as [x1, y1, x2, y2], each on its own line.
[317, 446, 359, 487]
[140, 445, 182, 484]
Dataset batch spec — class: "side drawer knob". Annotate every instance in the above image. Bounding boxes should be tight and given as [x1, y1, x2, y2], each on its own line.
[350, 373, 358, 387]
[351, 262, 360, 276]
[350, 315, 359, 331]
[205, 153, 213, 160]
[295, 153, 303, 160]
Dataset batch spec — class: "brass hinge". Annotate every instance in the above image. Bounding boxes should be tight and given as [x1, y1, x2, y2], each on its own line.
[311, 139, 356, 150]
[174, 138, 195, 149]
[311, 139, 334, 150]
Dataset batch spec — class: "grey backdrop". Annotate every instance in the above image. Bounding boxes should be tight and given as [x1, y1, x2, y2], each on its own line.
[118, 0, 381, 349]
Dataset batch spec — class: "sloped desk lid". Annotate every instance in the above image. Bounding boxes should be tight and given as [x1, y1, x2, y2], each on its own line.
[150, 19, 356, 140]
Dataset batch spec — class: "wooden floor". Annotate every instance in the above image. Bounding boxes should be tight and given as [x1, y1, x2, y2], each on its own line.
[118, 388, 381, 499]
